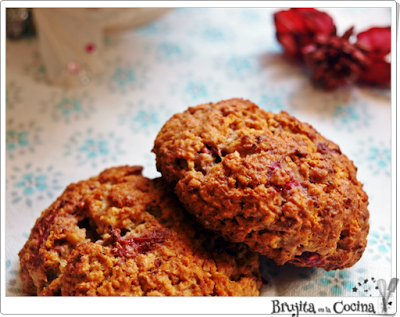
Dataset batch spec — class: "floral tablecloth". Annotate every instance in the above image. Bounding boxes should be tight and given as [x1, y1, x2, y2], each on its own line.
[5, 7, 392, 297]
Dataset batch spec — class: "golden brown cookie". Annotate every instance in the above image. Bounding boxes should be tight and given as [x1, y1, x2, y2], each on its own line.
[19, 166, 261, 296]
[153, 98, 369, 270]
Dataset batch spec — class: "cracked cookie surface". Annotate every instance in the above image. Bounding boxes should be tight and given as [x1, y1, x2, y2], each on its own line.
[153, 98, 369, 270]
[19, 165, 261, 296]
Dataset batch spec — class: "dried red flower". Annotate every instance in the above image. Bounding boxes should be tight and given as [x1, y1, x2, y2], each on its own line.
[274, 8, 336, 58]
[302, 27, 369, 90]
[358, 58, 390, 86]
[274, 8, 391, 89]
[356, 27, 391, 86]
[357, 27, 391, 59]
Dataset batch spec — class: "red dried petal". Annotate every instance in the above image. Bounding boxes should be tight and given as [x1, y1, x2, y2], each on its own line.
[274, 8, 336, 58]
[276, 33, 299, 56]
[342, 26, 354, 41]
[357, 27, 391, 59]
[359, 58, 390, 86]
[293, 8, 336, 37]
[274, 10, 308, 34]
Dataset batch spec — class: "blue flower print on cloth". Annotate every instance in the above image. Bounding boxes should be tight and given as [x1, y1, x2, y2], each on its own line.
[330, 102, 371, 132]
[64, 129, 125, 168]
[366, 228, 391, 263]
[351, 138, 391, 177]
[213, 55, 259, 81]
[226, 56, 254, 74]
[187, 15, 235, 47]
[291, 85, 371, 132]
[132, 109, 159, 128]
[111, 67, 136, 86]
[259, 94, 285, 112]
[101, 59, 148, 94]
[6, 119, 42, 160]
[248, 83, 292, 113]
[136, 23, 160, 36]
[199, 24, 233, 43]
[150, 41, 194, 65]
[157, 42, 182, 58]
[233, 9, 281, 53]
[119, 101, 173, 134]
[8, 164, 63, 207]
[170, 72, 220, 105]
[320, 270, 354, 296]
[23, 50, 48, 84]
[257, 87, 292, 113]
[5, 258, 23, 296]
[7, 131, 27, 150]
[367, 147, 391, 174]
[80, 139, 109, 159]
[185, 82, 208, 100]
[56, 98, 82, 115]
[5, 81, 22, 110]
[40, 91, 94, 124]
[239, 9, 262, 24]
[135, 16, 170, 37]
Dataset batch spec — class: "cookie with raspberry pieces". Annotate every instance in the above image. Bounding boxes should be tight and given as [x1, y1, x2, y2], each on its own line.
[153, 98, 369, 270]
[19, 165, 261, 296]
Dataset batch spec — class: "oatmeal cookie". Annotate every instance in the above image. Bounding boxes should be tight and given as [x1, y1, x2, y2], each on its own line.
[19, 166, 261, 296]
[153, 98, 369, 270]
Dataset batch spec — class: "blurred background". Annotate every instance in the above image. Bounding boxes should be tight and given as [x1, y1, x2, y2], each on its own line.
[6, 8, 392, 297]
